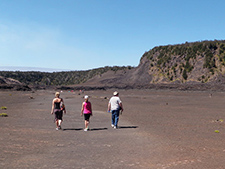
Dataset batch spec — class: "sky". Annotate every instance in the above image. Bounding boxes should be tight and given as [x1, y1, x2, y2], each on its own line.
[0, 0, 225, 72]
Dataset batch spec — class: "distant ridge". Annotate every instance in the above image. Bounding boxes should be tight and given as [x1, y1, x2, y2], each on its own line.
[83, 40, 225, 87]
[0, 66, 71, 72]
[0, 76, 31, 91]
[2, 40, 225, 91]
[0, 66, 133, 86]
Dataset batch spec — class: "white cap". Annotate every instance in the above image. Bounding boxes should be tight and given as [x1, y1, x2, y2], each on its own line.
[84, 95, 89, 99]
[113, 91, 119, 96]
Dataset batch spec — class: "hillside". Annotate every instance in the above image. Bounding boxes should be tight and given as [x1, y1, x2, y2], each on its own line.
[2, 40, 225, 91]
[0, 66, 133, 86]
[142, 40, 225, 84]
[0, 76, 31, 91]
[82, 40, 225, 89]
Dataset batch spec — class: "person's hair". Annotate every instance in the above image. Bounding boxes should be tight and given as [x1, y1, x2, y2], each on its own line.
[55, 92, 60, 97]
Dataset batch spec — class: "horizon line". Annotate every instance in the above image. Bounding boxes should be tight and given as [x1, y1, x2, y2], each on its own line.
[0, 66, 72, 72]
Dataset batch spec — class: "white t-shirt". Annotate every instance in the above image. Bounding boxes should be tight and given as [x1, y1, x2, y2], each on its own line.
[109, 96, 122, 111]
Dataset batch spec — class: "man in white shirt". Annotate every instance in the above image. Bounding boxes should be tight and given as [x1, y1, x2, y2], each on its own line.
[108, 91, 124, 129]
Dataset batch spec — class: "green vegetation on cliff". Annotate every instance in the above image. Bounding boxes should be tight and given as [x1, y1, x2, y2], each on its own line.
[142, 40, 225, 83]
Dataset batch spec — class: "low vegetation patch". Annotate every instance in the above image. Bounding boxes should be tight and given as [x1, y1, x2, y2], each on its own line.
[1, 106, 7, 110]
[0, 113, 8, 117]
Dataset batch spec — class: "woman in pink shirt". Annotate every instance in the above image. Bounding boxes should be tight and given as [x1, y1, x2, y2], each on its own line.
[81, 95, 93, 131]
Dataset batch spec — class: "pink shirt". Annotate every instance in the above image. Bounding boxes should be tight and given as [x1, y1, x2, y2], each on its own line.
[83, 101, 92, 114]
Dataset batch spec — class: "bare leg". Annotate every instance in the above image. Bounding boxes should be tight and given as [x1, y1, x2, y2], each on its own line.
[56, 120, 59, 129]
[58, 120, 62, 127]
[85, 120, 89, 129]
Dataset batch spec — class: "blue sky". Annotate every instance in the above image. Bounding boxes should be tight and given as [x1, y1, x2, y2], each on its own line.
[0, 0, 225, 72]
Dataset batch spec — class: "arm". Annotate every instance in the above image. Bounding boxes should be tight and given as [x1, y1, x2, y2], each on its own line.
[81, 102, 84, 116]
[90, 102, 93, 116]
[51, 99, 54, 114]
[119, 102, 123, 112]
[108, 102, 111, 112]
[61, 98, 66, 114]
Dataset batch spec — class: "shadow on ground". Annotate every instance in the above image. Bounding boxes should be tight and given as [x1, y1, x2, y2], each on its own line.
[90, 128, 108, 131]
[62, 126, 138, 131]
[63, 128, 108, 131]
[63, 128, 83, 131]
[118, 126, 138, 129]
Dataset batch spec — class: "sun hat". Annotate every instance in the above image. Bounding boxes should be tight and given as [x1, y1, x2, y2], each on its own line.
[84, 95, 89, 99]
[113, 91, 119, 96]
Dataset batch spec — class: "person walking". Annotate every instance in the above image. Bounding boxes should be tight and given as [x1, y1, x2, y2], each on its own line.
[108, 91, 123, 129]
[51, 92, 66, 130]
[81, 95, 93, 131]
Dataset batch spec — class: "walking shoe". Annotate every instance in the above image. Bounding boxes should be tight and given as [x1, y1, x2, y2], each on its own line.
[111, 124, 114, 128]
[114, 126, 117, 129]
[84, 128, 88, 131]
[58, 126, 62, 130]
[56, 128, 59, 130]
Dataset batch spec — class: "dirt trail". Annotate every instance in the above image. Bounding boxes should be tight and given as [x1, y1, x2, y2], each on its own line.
[0, 91, 153, 169]
[1, 90, 225, 169]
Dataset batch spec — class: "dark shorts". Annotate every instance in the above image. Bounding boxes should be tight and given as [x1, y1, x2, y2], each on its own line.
[84, 114, 91, 121]
[54, 109, 63, 121]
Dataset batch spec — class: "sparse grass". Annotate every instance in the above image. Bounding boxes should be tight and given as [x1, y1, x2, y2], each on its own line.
[0, 113, 8, 117]
[1, 106, 7, 110]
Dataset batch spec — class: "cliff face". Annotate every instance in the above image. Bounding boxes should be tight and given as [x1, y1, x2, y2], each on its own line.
[2, 40, 225, 90]
[84, 56, 152, 87]
[0, 76, 31, 91]
[139, 40, 225, 84]
[85, 40, 225, 88]
[0, 76, 23, 85]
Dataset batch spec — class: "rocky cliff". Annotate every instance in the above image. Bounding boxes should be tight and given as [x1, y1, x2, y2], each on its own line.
[0, 76, 31, 91]
[142, 40, 225, 84]
[84, 40, 225, 88]
[2, 40, 225, 91]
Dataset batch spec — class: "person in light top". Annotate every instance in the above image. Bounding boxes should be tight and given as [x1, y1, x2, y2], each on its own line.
[81, 95, 93, 131]
[108, 91, 123, 129]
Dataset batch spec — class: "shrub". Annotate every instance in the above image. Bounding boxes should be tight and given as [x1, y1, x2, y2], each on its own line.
[0, 113, 8, 117]
[182, 69, 188, 80]
[1, 106, 7, 110]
